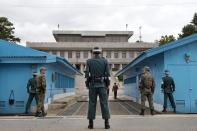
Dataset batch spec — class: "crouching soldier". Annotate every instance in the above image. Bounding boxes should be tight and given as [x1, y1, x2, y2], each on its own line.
[139, 66, 155, 115]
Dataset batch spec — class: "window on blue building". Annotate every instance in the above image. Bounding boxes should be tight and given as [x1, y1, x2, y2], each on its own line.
[55, 73, 74, 89]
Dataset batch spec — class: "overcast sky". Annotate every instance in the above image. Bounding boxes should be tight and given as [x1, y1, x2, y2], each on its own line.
[0, 0, 197, 45]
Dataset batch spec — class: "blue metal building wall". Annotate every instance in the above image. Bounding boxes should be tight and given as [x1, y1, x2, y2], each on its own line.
[164, 41, 197, 113]
[0, 64, 33, 113]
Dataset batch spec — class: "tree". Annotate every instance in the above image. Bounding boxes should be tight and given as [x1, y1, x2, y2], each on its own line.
[191, 12, 197, 27]
[159, 35, 176, 46]
[0, 17, 20, 42]
[178, 24, 196, 39]
[178, 13, 197, 39]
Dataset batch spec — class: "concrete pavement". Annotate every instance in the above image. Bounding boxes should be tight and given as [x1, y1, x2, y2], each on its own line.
[0, 115, 197, 131]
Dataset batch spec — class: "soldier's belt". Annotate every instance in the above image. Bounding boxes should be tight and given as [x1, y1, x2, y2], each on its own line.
[92, 77, 104, 83]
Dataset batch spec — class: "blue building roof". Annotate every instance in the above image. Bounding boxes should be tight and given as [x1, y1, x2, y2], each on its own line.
[0, 40, 82, 75]
[115, 33, 197, 77]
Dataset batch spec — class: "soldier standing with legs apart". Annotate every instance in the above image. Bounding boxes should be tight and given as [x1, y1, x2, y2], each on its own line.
[161, 70, 176, 113]
[139, 66, 155, 115]
[25, 72, 38, 114]
[85, 47, 111, 129]
[36, 67, 47, 117]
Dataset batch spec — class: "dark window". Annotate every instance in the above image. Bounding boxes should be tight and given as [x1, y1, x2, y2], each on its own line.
[122, 52, 126, 58]
[76, 51, 80, 58]
[83, 51, 88, 58]
[114, 52, 119, 58]
[68, 51, 72, 58]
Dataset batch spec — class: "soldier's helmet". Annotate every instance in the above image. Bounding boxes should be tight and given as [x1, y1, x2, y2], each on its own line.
[164, 70, 170, 75]
[92, 47, 102, 54]
[32, 72, 38, 76]
[144, 66, 150, 72]
[40, 67, 47, 71]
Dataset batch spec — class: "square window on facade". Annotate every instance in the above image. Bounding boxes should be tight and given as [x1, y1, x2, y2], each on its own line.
[129, 52, 135, 58]
[68, 51, 72, 58]
[84, 51, 88, 58]
[122, 52, 126, 58]
[60, 51, 65, 57]
[52, 51, 57, 55]
[106, 51, 111, 58]
[114, 52, 119, 58]
[76, 51, 80, 58]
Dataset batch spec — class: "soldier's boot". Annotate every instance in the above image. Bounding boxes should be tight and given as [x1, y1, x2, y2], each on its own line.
[88, 119, 93, 129]
[139, 109, 145, 115]
[173, 108, 176, 113]
[37, 111, 43, 117]
[162, 108, 167, 112]
[150, 109, 155, 115]
[42, 109, 47, 117]
[105, 119, 110, 129]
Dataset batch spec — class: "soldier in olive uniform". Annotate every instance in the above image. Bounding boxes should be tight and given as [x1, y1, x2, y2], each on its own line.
[36, 67, 47, 117]
[161, 70, 176, 113]
[25, 72, 38, 114]
[85, 47, 111, 129]
[139, 66, 155, 115]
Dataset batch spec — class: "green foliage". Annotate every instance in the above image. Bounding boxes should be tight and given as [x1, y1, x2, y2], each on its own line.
[112, 68, 118, 72]
[178, 24, 196, 39]
[118, 75, 123, 82]
[191, 12, 197, 26]
[159, 35, 176, 46]
[0, 17, 20, 42]
[178, 12, 197, 39]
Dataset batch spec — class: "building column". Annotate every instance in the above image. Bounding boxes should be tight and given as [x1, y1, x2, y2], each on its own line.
[119, 51, 122, 59]
[111, 51, 114, 59]
[120, 64, 123, 70]
[134, 51, 138, 58]
[103, 51, 107, 58]
[126, 51, 130, 59]
[88, 51, 92, 59]
[64, 51, 68, 59]
[80, 64, 84, 73]
[48, 51, 52, 54]
[57, 51, 60, 56]
[72, 51, 76, 58]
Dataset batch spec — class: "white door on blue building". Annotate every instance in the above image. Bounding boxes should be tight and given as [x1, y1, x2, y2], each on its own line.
[169, 65, 197, 113]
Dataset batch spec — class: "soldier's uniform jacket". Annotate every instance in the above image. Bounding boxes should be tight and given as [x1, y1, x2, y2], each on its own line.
[161, 76, 175, 93]
[85, 56, 110, 88]
[112, 85, 118, 92]
[139, 72, 155, 94]
[36, 75, 46, 94]
[26, 78, 36, 94]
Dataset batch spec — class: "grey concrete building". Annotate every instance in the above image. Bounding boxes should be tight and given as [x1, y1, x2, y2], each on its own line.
[27, 30, 157, 73]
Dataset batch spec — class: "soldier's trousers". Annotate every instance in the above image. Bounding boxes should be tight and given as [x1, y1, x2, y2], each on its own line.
[114, 91, 117, 99]
[36, 93, 45, 113]
[88, 87, 110, 120]
[141, 93, 154, 110]
[25, 93, 38, 112]
[163, 93, 176, 109]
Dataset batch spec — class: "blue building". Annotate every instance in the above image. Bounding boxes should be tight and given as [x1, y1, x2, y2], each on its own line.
[0, 40, 81, 114]
[115, 34, 197, 113]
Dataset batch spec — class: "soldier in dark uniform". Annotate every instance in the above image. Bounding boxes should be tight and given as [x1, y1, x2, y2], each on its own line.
[85, 47, 111, 129]
[161, 70, 176, 113]
[112, 83, 119, 99]
[25, 72, 38, 114]
[139, 66, 155, 115]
